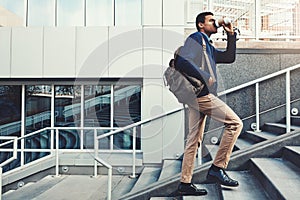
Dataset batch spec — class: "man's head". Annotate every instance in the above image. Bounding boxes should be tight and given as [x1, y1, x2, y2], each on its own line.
[196, 12, 218, 36]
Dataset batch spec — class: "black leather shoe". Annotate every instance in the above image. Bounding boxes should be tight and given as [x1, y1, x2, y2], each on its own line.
[178, 183, 207, 196]
[207, 167, 239, 187]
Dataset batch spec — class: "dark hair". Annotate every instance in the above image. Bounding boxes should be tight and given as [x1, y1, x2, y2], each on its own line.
[196, 12, 214, 31]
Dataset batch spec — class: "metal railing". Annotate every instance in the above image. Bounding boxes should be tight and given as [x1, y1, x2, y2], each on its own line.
[0, 136, 18, 200]
[218, 63, 300, 133]
[0, 107, 184, 200]
[0, 63, 299, 199]
[94, 107, 184, 199]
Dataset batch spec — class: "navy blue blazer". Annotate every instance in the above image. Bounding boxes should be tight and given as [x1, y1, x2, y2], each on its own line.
[175, 31, 237, 97]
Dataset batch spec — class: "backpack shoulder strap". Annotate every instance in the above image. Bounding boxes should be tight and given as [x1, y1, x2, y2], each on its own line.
[200, 35, 216, 82]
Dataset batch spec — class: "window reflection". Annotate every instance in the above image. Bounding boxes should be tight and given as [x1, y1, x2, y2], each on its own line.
[113, 85, 141, 150]
[28, 0, 54, 26]
[25, 85, 52, 163]
[57, 0, 84, 26]
[0, 85, 21, 171]
[84, 85, 111, 149]
[55, 85, 81, 149]
[0, 0, 24, 26]
[26, 85, 52, 132]
[55, 85, 81, 127]
[0, 86, 21, 134]
[0, 83, 141, 152]
[86, 0, 112, 26]
[115, 0, 141, 25]
[84, 85, 111, 127]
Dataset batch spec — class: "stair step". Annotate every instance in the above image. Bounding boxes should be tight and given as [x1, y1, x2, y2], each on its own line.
[111, 176, 137, 200]
[221, 171, 269, 200]
[2, 175, 64, 200]
[263, 122, 300, 134]
[291, 116, 300, 126]
[158, 160, 182, 181]
[245, 131, 276, 142]
[150, 183, 222, 200]
[3, 175, 109, 200]
[250, 158, 300, 200]
[234, 137, 255, 150]
[130, 167, 161, 193]
[280, 116, 300, 126]
[282, 146, 300, 167]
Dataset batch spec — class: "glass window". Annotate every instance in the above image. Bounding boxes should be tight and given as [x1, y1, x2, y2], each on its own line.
[0, 85, 21, 171]
[27, 0, 54, 26]
[115, 0, 141, 25]
[25, 85, 52, 132]
[55, 85, 81, 149]
[210, 0, 255, 40]
[0, 86, 22, 136]
[113, 85, 141, 149]
[84, 85, 111, 149]
[261, 0, 298, 38]
[84, 85, 111, 127]
[57, 0, 84, 26]
[25, 85, 52, 163]
[86, 0, 113, 26]
[202, 0, 300, 40]
[0, 0, 24, 26]
[55, 85, 81, 127]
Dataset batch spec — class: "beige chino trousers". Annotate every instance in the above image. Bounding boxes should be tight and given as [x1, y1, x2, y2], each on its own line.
[181, 94, 243, 183]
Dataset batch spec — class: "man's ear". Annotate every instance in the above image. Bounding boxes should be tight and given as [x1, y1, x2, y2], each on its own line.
[198, 22, 204, 29]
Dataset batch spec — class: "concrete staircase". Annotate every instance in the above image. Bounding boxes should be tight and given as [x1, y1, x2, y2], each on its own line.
[2, 116, 300, 200]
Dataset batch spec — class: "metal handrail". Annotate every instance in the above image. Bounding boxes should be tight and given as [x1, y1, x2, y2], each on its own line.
[218, 64, 300, 96]
[1, 63, 299, 199]
[0, 107, 184, 200]
[94, 107, 184, 199]
[218, 63, 300, 132]
[0, 136, 17, 200]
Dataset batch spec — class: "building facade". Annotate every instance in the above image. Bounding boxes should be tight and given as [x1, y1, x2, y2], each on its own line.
[0, 0, 300, 168]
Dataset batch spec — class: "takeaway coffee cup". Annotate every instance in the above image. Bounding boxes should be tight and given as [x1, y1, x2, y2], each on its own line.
[215, 17, 232, 28]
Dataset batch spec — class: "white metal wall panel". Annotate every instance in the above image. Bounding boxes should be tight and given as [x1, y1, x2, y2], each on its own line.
[143, 27, 163, 78]
[108, 27, 142, 77]
[143, 0, 162, 25]
[141, 78, 163, 163]
[0, 27, 11, 77]
[75, 27, 109, 78]
[43, 27, 76, 77]
[162, 27, 185, 110]
[163, 0, 185, 25]
[11, 27, 43, 77]
[161, 27, 185, 159]
[162, 110, 184, 159]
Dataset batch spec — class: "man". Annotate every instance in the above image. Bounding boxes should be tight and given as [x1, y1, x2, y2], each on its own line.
[175, 12, 243, 196]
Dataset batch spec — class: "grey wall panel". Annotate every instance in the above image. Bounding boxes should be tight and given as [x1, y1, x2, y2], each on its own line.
[76, 27, 109, 78]
[43, 27, 76, 77]
[0, 27, 11, 77]
[11, 27, 43, 77]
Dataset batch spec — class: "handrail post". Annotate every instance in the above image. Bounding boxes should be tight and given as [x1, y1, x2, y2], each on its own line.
[94, 129, 98, 177]
[50, 129, 54, 155]
[0, 167, 2, 200]
[198, 143, 202, 165]
[13, 138, 18, 160]
[55, 129, 59, 176]
[0, 167, 3, 200]
[255, 83, 261, 132]
[107, 167, 112, 200]
[286, 71, 291, 132]
[129, 127, 137, 178]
